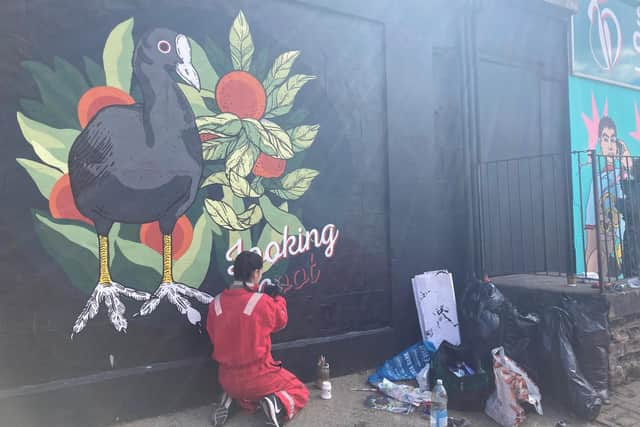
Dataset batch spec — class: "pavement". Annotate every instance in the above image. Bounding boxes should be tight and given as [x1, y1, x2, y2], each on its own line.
[114, 371, 640, 427]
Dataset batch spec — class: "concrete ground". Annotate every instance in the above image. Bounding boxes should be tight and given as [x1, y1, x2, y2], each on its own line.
[114, 371, 640, 427]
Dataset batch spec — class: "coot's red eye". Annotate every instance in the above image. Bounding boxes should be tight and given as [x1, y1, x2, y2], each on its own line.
[157, 40, 171, 54]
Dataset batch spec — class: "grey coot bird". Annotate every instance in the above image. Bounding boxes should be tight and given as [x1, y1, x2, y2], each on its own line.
[69, 28, 213, 336]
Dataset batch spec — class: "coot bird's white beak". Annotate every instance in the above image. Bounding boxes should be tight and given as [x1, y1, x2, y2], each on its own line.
[175, 34, 201, 91]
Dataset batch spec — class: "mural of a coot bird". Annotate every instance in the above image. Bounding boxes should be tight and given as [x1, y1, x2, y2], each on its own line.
[69, 29, 212, 336]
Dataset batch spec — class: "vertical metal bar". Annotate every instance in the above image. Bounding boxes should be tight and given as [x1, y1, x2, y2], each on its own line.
[528, 159, 537, 272]
[602, 154, 613, 283]
[616, 154, 624, 278]
[516, 159, 526, 273]
[478, 164, 487, 276]
[495, 163, 504, 274]
[564, 152, 577, 284]
[539, 156, 549, 274]
[506, 160, 515, 274]
[629, 156, 639, 277]
[577, 151, 588, 279]
[590, 150, 604, 292]
[483, 164, 498, 278]
[551, 154, 562, 275]
[628, 156, 638, 277]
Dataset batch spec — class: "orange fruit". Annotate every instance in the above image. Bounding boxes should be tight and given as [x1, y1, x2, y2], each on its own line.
[139, 215, 194, 261]
[215, 71, 266, 119]
[252, 153, 286, 178]
[200, 132, 220, 142]
[77, 86, 135, 128]
[49, 174, 93, 225]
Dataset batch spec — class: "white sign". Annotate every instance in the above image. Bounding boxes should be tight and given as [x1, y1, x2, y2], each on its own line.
[412, 270, 461, 349]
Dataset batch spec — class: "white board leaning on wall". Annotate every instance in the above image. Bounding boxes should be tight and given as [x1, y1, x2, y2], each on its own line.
[412, 270, 461, 349]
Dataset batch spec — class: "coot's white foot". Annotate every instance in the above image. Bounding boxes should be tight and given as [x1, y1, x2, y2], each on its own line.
[71, 282, 151, 337]
[136, 282, 213, 325]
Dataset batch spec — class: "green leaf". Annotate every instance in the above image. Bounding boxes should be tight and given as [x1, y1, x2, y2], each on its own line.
[205, 198, 249, 231]
[114, 237, 162, 275]
[263, 51, 300, 96]
[226, 140, 258, 177]
[271, 168, 319, 200]
[259, 195, 304, 235]
[197, 113, 242, 137]
[289, 124, 319, 153]
[277, 108, 310, 130]
[242, 118, 293, 159]
[19, 99, 61, 129]
[189, 37, 219, 91]
[54, 57, 90, 100]
[83, 56, 106, 87]
[237, 203, 263, 227]
[252, 176, 265, 195]
[223, 186, 252, 249]
[16, 158, 63, 199]
[111, 238, 161, 291]
[21, 61, 82, 129]
[251, 49, 271, 82]
[228, 171, 260, 198]
[229, 11, 254, 71]
[202, 136, 236, 161]
[17, 112, 79, 172]
[201, 171, 228, 188]
[103, 17, 135, 93]
[174, 213, 215, 286]
[265, 74, 316, 118]
[203, 36, 233, 76]
[34, 211, 96, 254]
[179, 84, 216, 117]
[32, 210, 98, 293]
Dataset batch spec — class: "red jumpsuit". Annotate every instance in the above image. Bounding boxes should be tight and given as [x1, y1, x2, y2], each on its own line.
[206, 288, 308, 420]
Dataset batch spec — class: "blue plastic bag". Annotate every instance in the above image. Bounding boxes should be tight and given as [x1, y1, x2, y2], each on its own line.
[368, 340, 436, 385]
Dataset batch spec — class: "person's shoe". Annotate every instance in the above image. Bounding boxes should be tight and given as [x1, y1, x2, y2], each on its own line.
[210, 392, 234, 426]
[260, 394, 285, 427]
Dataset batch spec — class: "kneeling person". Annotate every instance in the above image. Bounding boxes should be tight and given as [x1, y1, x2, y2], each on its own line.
[207, 251, 308, 426]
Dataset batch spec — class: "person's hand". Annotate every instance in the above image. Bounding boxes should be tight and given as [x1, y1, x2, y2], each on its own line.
[262, 279, 285, 298]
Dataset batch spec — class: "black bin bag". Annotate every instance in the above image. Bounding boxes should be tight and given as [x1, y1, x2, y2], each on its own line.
[459, 280, 540, 380]
[540, 307, 602, 421]
[562, 297, 610, 396]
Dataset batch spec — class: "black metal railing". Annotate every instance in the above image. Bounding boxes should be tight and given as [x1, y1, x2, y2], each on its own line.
[477, 151, 640, 291]
[477, 153, 573, 280]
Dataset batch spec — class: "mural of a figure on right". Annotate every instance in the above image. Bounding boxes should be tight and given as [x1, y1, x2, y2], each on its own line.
[585, 116, 630, 278]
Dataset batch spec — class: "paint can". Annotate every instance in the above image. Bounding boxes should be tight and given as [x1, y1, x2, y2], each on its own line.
[316, 355, 330, 388]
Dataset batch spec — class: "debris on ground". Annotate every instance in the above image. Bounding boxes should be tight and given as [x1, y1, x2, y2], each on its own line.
[364, 394, 414, 415]
[377, 378, 431, 406]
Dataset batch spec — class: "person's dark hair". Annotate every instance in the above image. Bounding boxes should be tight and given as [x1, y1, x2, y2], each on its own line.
[232, 251, 263, 289]
[599, 116, 617, 138]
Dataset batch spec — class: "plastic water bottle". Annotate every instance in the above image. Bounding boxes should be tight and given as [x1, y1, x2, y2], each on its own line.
[430, 379, 448, 427]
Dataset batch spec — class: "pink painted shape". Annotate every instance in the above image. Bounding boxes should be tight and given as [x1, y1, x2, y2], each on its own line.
[630, 103, 640, 142]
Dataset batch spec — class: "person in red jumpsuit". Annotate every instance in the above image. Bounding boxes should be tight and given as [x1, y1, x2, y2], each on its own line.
[207, 251, 309, 426]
